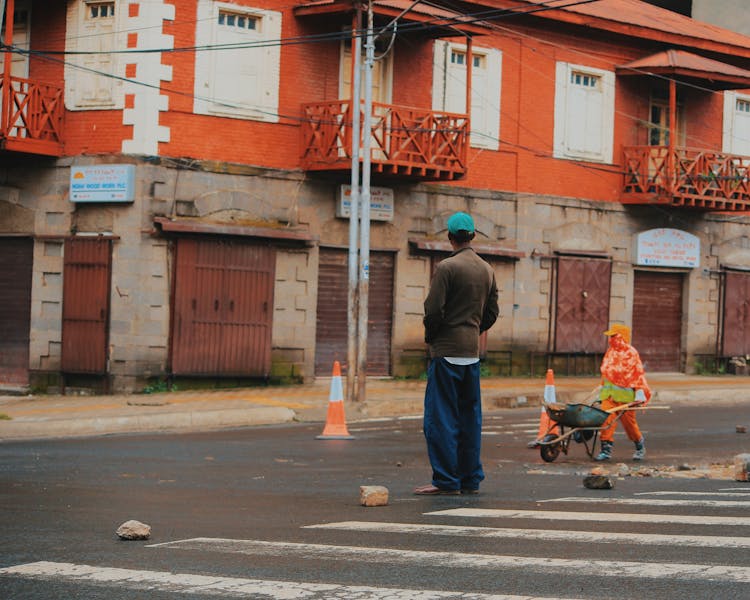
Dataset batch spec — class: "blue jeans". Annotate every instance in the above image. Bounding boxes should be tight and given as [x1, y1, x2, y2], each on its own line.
[423, 358, 485, 491]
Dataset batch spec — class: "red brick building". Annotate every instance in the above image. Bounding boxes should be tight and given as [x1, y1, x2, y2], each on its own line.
[2, 0, 750, 392]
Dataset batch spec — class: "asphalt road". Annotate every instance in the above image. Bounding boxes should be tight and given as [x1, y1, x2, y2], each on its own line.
[1, 402, 749, 599]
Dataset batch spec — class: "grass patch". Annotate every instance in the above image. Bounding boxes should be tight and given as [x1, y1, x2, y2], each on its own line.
[0, 413, 11, 420]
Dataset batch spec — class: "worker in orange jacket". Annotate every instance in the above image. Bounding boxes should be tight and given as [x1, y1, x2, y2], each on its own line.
[595, 323, 651, 462]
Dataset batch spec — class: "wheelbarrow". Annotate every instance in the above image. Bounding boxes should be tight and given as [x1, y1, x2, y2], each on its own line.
[536, 401, 641, 462]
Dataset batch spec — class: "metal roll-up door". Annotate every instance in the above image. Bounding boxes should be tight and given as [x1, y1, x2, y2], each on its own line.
[315, 248, 394, 376]
[721, 269, 750, 357]
[170, 237, 275, 377]
[632, 270, 683, 371]
[0, 237, 33, 384]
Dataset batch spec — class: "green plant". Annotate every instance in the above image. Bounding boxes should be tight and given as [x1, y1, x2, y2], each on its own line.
[0, 413, 11, 420]
[141, 379, 177, 394]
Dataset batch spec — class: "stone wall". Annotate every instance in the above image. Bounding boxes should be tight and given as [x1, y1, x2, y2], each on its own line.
[4, 157, 750, 391]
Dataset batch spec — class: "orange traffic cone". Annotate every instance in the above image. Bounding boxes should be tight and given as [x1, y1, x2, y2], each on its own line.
[316, 361, 355, 440]
[529, 369, 559, 447]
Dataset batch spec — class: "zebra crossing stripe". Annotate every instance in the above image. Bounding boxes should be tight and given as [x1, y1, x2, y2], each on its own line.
[425, 508, 750, 526]
[635, 491, 750, 497]
[543, 497, 750, 508]
[0, 561, 557, 600]
[305, 520, 750, 548]
[147, 538, 750, 583]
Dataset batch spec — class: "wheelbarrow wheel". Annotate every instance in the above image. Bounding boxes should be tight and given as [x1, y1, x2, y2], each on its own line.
[540, 434, 561, 463]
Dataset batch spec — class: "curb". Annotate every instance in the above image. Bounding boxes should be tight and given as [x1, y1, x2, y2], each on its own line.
[0, 406, 295, 441]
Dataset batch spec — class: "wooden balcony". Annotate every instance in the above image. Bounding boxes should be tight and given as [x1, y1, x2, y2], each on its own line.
[1, 74, 64, 156]
[623, 145, 750, 211]
[301, 100, 468, 181]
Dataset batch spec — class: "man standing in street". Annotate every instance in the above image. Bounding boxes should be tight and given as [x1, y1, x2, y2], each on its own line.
[414, 212, 499, 495]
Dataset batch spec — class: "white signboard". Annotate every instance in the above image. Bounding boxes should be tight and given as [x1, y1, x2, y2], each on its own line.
[635, 228, 700, 268]
[70, 165, 136, 203]
[337, 185, 394, 222]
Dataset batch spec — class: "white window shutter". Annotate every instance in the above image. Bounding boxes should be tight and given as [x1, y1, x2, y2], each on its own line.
[554, 62, 614, 163]
[194, 2, 280, 122]
[724, 91, 750, 156]
[432, 40, 449, 112]
[432, 41, 501, 150]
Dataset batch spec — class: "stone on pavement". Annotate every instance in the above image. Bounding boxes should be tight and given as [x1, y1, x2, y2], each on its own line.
[360, 485, 389, 506]
[116, 520, 151, 540]
[583, 475, 615, 490]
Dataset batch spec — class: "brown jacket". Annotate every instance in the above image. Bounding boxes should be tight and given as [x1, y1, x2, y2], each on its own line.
[424, 247, 499, 358]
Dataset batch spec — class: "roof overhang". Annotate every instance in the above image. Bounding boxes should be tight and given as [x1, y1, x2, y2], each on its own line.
[617, 49, 750, 91]
[294, 0, 490, 37]
[409, 238, 525, 260]
[154, 217, 317, 246]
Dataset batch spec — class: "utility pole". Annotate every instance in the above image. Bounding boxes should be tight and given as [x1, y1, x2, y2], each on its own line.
[356, 0, 374, 404]
[346, 8, 362, 403]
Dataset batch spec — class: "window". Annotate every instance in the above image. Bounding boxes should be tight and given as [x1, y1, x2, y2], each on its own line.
[88, 2, 115, 19]
[648, 96, 685, 147]
[553, 62, 615, 163]
[1, 2, 29, 79]
[739, 99, 750, 113]
[64, 1, 121, 109]
[450, 51, 484, 69]
[194, 1, 281, 122]
[570, 71, 599, 89]
[218, 10, 258, 30]
[433, 41, 501, 151]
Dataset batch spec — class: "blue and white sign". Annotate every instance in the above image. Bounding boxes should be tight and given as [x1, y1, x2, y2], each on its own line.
[337, 185, 394, 222]
[635, 228, 700, 268]
[70, 165, 136, 203]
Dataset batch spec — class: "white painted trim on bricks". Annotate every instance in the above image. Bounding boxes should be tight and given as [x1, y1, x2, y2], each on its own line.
[121, 1, 174, 155]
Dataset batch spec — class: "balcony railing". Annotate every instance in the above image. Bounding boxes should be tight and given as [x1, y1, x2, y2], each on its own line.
[1, 74, 64, 156]
[301, 100, 468, 181]
[623, 145, 750, 210]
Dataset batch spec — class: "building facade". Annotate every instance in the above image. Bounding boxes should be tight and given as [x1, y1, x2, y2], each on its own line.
[2, 0, 750, 393]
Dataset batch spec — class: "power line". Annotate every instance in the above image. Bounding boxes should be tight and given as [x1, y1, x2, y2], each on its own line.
[7, 0, 606, 56]
[4, 0, 748, 199]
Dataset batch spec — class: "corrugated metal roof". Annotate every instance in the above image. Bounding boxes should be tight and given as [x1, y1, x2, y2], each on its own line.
[295, 0, 491, 34]
[512, 0, 750, 58]
[618, 49, 750, 89]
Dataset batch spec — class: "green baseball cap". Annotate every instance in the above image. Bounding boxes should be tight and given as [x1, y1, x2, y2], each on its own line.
[447, 211, 475, 234]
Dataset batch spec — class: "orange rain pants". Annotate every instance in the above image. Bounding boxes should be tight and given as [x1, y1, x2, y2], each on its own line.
[599, 397, 642, 443]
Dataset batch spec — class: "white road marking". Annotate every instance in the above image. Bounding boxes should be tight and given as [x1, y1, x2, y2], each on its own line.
[635, 491, 750, 497]
[305, 520, 750, 548]
[0, 561, 553, 599]
[147, 538, 750, 583]
[542, 497, 750, 508]
[426, 508, 750, 526]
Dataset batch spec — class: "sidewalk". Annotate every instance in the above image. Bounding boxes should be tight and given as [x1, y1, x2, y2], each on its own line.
[0, 373, 748, 441]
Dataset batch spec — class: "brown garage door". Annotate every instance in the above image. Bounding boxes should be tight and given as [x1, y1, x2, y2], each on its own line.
[315, 248, 394, 376]
[722, 269, 750, 357]
[632, 270, 683, 371]
[554, 256, 611, 353]
[0, 237, 33, 384]
[171, 237, 275, 376]
[61, 237, 112, 374]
